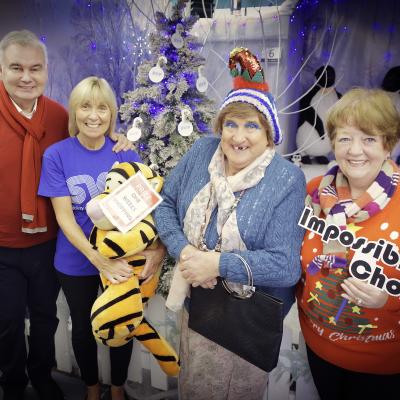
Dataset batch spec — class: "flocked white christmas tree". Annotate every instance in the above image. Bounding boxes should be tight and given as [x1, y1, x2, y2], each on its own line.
[119, 0, 215, 178]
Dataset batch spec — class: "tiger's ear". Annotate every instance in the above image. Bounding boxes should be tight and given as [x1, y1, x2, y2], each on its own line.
[111, 161, 119, 168]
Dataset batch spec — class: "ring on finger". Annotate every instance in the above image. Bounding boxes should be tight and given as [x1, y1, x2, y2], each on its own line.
[356, 297, 362, 305]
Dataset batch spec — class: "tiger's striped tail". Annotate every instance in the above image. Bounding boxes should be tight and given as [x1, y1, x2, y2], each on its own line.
[133, 317, 180, 376]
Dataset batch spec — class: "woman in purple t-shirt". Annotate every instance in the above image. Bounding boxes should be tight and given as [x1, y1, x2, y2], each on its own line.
[39, 77, 164, 400]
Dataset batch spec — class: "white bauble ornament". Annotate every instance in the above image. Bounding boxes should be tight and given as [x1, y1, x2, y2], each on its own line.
[149, 66, 165, 83]
[196, 77, 208, 93]
[171, 33, 184, 49]
[127, 127, 142, 141]
[196, 66, 208, 92]
[148, 56, 167, 83]
[171, 23, 184, 49]
[178, 120, 193, 136]
[178, 108, 193, 136]
[126, 117, 143, 142]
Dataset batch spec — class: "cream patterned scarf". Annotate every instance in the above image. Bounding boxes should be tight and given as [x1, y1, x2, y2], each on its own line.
[183, 144, 275, 252]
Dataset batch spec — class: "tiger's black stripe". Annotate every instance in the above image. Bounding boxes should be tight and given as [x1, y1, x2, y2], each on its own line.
[90, 287, 141, 321]
[140, 231, 155, 245]
[89, 227, 98, 249]
[98, 311, 143, 331]
[135, 332, 160, 341]
[141, 219, 157, 232]
[153, 354, 180, 362]
[131, 163, 140, 173]
[128, 259, 146, 267]
[104, 238, 125, 258]
[110, 168, 130, 180]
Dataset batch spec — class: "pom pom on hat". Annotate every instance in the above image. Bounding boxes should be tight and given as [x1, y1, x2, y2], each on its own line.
[220, 47, 282, 145]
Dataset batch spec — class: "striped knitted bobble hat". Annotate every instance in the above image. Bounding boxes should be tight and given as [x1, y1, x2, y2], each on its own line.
[220, 47, 282, 145]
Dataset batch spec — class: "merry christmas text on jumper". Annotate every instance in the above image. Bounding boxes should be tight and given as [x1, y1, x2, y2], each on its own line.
[298, 206, 400, 296]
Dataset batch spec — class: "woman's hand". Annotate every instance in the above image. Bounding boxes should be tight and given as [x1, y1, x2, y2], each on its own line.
[137, 242, 167, 284]
[179, 245, 220, 285]
[341, 277, 389, 309]
[109, 132, 135, 152]
[193, 278, 218, 289]
[88, 250, 133, 284]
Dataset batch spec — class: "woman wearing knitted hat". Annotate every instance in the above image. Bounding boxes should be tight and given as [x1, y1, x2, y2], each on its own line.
[154, 48, 306, 399]
[297, 88, 400, 399]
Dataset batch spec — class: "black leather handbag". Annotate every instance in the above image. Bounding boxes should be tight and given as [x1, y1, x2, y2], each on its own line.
[188, 253, 284, 372]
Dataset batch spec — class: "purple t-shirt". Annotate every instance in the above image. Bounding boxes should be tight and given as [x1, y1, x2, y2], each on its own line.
[39, 136, 141, 276]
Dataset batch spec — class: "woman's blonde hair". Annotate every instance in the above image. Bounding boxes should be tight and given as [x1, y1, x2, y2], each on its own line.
[68, 76, 117, 137]
[213, 102, 273, 145]
[327, 88, 400, 151]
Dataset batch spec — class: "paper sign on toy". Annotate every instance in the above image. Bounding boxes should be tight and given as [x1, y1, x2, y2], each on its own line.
[99, 172, 163, 234]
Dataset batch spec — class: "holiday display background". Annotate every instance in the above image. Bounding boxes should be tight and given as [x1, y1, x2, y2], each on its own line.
[1, 0, 399, 155]
[2, 1, 399, 396]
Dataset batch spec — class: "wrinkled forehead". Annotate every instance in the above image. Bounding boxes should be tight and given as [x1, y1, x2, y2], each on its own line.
[2, 43, 46, 65]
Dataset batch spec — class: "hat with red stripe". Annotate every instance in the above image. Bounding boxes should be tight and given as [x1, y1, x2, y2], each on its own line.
[220, 47, 282, 145]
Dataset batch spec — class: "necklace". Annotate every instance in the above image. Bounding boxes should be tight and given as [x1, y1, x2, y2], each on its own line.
[198, 188, 246, 252]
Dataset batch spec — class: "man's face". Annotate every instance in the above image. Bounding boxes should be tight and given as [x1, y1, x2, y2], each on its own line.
[0, 43, 48, 112]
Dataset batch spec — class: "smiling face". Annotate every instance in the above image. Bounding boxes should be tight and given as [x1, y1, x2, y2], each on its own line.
[0, 43, 47, 112]
[75, 99, 111, 149]
[334, 124, 390, 198]
[221, 112, 270, 176]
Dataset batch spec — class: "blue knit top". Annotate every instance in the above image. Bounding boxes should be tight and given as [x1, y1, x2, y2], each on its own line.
[154, 136, 306, 315]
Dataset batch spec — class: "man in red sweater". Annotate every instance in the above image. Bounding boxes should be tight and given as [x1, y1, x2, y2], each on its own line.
[0, 30, 133, 400]
[0, 29, 67, 400]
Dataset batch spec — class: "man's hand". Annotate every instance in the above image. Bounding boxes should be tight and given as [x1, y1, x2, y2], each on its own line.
[109, 132, 135, 152]
[137, 242, 167, 284]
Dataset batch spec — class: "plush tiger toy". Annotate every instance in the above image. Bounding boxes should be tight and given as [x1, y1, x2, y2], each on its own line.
[86, 161, 180, 377]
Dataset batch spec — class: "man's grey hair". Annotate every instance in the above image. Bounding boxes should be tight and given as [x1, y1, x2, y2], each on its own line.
[0, 30, 48, 65]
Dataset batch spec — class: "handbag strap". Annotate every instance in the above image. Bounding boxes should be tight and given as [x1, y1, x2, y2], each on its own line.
[222, 253, 256, 299]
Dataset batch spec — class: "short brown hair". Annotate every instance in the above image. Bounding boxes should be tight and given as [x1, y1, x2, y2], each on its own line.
[213, 102, 273, 145]
[68, 76, 117, 137]
[327, 88, 400, 152]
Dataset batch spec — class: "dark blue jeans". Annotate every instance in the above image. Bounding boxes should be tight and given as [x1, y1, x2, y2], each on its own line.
[0, 240, 59, 389]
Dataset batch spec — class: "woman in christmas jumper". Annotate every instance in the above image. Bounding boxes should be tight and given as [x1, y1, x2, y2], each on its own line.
[297, 88, 400, 400]
[154, 48, 305, 399]
[38, 77, 164, 400]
